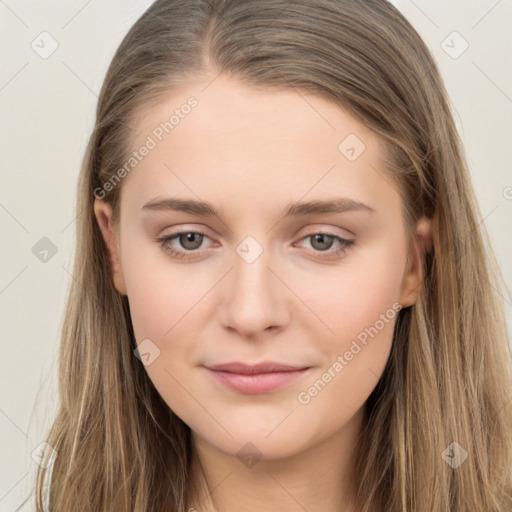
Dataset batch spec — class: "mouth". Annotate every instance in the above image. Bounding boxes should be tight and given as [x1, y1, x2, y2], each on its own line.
[203, 361, 312, 394]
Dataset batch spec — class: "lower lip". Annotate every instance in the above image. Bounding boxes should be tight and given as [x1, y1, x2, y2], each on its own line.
[205, 367, 311, 394]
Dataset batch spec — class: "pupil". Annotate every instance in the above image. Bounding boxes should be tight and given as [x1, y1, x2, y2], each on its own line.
[182, 232, 202, 249]
[314, 234, 332, 250]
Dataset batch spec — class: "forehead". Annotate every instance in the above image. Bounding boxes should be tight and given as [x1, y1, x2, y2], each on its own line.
[130, 74, 382, 157]
[120, 74, 398, 218]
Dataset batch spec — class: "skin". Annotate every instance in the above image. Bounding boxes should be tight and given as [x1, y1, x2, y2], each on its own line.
[94, 73, 432, 512]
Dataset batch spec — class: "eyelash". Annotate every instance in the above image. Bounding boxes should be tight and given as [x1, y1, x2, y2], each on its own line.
[155, 230, 355, 261]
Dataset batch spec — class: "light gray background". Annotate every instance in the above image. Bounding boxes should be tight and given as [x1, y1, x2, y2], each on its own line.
[1, 1, 511, 510]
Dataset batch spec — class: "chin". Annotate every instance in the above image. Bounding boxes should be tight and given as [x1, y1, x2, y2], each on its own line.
[192, 418, 316, 464]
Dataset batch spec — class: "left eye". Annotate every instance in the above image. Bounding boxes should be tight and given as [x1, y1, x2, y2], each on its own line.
[156, 230, 355, 261]
[294, 232, 354, 257]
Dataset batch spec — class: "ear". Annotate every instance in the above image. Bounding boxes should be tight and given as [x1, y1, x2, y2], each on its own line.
[398, 216, 433, 308]
[93, 199, 127, 295]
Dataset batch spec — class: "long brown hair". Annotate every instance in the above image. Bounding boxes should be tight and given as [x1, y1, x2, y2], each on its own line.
[26, 0, 512, 510]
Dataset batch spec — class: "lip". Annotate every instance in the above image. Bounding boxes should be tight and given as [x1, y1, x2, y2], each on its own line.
[204, 361, 312, 394]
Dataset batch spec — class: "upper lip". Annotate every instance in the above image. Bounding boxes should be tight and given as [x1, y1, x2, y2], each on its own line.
[205, 361, 310, 374]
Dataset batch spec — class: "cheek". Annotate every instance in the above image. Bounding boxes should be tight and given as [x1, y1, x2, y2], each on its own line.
[297, 238, 406, 348]
[121, 245, 209, 418]
[292, 241, 405, 405]
[120, 236, 205, 343]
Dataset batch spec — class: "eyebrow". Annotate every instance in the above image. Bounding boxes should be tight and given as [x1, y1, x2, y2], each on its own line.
[142, 197, 376, 218]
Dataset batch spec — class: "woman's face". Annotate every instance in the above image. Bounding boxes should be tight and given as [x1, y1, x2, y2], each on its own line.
[95, 74, 429, 461]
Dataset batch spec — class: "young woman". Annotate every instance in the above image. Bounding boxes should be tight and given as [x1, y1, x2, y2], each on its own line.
[30, 1, 512, 510]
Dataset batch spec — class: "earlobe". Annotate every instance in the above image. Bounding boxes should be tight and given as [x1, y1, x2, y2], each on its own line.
[399, 217, 433, 308]
[93, 199, 127, 296]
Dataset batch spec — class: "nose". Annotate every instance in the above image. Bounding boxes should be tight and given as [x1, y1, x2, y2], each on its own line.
[218, 246, 290, 338]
